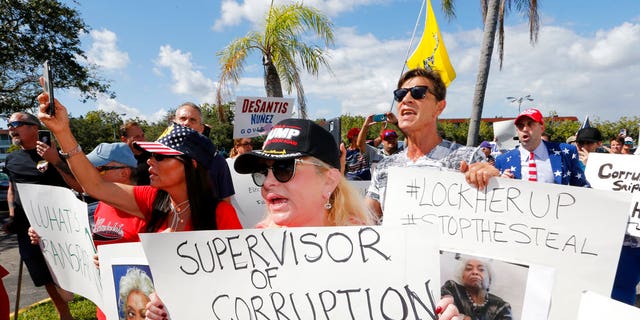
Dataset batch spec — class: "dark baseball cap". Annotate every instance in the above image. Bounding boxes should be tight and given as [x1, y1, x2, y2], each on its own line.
[576, 127, 603, 143]
[234, 118, 340, 173]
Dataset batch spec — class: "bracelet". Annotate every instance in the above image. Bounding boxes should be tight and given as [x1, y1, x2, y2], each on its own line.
[59, 145, 83, 159]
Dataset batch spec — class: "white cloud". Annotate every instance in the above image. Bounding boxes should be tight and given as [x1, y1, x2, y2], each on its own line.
[154, 45, 218, 104]
[295, 21, 640, 122]
[86, 29, 129, 70]
[213, 0, 381, 31]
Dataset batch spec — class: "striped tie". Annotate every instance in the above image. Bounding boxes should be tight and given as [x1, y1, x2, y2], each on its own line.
[528, 152, 537, 182]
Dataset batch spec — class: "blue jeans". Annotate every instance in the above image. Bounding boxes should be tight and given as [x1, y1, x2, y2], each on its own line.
[611, 245, 640, 305]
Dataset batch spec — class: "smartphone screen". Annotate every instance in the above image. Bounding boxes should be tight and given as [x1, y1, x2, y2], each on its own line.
[43, 60, 55, 116]
[38, 130, 52, 146]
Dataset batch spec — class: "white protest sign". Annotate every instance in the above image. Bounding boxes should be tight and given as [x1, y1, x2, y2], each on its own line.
[584, 153, 640, 236]
[383, 168, 630, 320]
[577, 291, 640, 319]
[17, 183, 103, 309]
[493, 119, 518, 151]
[348, 180, 370, 198]
[584, 153, 640, 193]
[234, 96, 294, 138]
[226, 157, 266, 228]
[140, 226, 440, 319]
[98, 242, 150, 320]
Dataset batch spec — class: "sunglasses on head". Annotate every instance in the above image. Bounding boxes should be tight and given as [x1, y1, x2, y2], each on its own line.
[150, 153, 182, 162]
[251, 158, 323, 187]
[393, 86, 431, 102]
[8, 121, 36, 128]
[97, 166, 129, 173]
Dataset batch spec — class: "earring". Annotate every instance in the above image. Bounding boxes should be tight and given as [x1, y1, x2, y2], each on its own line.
[324, 192, 332, 210]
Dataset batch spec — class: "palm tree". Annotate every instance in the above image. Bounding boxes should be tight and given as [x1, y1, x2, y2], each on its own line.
[216, 2, 334, 120]
[438, 0, 540, 146]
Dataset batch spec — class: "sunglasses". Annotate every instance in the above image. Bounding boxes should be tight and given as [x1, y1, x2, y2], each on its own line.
[236, 142, 252, 147]
[8, 121, 36, 128]
[393, 86, 431, 102]
[251, 158, 323, 187]
[97, 166, 129, 173]
[150, 153, 182, 162]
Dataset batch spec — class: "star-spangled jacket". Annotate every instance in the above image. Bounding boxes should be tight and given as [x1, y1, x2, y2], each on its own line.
[494, 141, 590, 187]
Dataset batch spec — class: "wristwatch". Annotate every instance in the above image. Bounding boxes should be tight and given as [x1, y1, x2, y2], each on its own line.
[59, 145, 83, 159]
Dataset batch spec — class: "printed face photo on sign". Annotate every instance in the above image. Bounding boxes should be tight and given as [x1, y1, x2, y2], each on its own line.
[440, 251, 529, 320]
[113, 264, 155, 320]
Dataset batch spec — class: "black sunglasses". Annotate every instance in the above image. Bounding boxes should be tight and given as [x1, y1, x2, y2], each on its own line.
[97, 166, 129, 173]
[150, 153, 182, 162]
[251, 158, 323, 187]
[393, 86, 431, 102]
[8, 121, 36, 128]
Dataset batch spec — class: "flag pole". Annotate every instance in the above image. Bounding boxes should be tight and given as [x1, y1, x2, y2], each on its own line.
[388, 0, 427, 112]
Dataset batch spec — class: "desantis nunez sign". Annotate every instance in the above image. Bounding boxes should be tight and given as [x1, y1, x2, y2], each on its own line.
[234, 96, 294, 138]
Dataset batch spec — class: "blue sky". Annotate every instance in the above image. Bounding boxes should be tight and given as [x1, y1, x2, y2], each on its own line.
[48, 0, 640, 125]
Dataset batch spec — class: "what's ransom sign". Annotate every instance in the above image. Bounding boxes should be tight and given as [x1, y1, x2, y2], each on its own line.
[234, 96, 294, 138]
[17, 183, 103, 310]
[140, 226, 441, 319]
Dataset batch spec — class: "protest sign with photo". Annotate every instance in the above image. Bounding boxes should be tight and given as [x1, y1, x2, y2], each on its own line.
[383, 168, 630, 320]
[233, 96, 294, 138]
[18, 183, 104, 309]
[98, 242, 150, 320]
[140, 226, 440, 319]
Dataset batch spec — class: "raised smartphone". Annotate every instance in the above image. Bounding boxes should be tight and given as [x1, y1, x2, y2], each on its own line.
[43, 60, 55, 116]
[372, 114, 387, 122]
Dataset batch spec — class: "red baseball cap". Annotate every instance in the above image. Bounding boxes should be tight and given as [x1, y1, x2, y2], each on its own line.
[515, 108, 544, 125]
[347, 128, 361, 140]
[381, 129, 398, 140]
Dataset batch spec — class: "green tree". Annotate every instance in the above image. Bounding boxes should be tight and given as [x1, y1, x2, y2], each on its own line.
[436, 0, 540, 146]
[201, 102, 235, 153]
[216, 2, 334, 120]
[1, 0, 113, 113]
[68, 110, 125, 151]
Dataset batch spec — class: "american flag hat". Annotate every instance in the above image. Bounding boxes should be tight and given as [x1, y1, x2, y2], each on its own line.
[134, 122, 216, 167]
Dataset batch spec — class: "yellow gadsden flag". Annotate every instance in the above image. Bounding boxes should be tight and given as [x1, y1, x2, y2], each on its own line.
[406, 0, 456, 86]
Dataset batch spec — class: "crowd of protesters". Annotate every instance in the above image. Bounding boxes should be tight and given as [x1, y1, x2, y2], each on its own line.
[0, 67, 638, 319]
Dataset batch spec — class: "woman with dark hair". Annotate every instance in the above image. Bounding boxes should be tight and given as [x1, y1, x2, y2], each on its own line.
[36, 93, 242, 233]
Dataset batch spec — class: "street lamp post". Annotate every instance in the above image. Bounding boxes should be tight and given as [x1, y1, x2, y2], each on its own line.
[506, 94, 534, 114]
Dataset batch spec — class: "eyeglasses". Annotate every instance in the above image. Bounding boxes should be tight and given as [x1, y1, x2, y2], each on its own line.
[150, 153, 182, 162]
[393, 86, 431, 102]
[8, 121, 36, 128]
[236, 142, 252, 147]
[97, 166, 129, 174]
[252, 158, 324, 187]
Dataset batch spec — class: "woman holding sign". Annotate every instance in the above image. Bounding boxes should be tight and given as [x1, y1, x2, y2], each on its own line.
[35, 93, 242, 233]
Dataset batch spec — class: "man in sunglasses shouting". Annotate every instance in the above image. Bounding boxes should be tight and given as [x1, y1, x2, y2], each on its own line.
[366, 68, 498, 219]
[2, 112, 81, 320]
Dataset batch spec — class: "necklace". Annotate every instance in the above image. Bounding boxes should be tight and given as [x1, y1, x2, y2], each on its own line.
[169, 199, 190, 230]
[465, 289, 488, 308]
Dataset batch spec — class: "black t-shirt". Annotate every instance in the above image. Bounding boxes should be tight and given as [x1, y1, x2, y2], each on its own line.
[4, 148, 67, 232]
